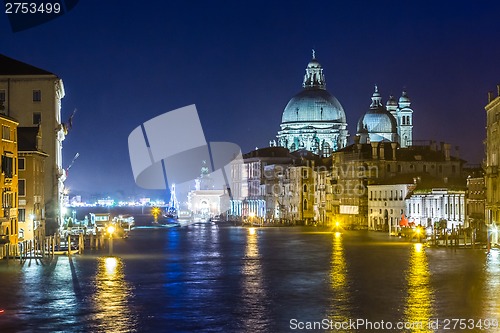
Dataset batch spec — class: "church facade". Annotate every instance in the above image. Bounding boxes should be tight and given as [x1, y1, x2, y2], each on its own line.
[357, 85, 414, 148]
[272, 52, 348, 157]
[272, 52, 414, 155]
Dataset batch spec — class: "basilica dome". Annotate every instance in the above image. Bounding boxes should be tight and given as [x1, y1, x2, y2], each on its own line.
[281, 89, 346, 124]
[275, 51, 349, 156]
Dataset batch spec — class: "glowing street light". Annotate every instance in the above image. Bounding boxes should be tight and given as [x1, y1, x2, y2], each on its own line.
[152, 207, 161, 221]
[248, 212, 256, 226]
[415, 226, 422, 243]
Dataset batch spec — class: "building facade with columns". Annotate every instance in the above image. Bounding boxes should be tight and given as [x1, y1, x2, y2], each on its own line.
[405, 188, 466, 229]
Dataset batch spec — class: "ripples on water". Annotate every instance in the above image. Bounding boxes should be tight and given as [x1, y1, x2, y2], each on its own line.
[0, 227, 498, 332]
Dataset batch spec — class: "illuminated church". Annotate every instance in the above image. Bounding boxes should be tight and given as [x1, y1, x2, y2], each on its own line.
[357, 85, 413, 148]
[271, 51, 348, 156]
[271, 52, 413, 153]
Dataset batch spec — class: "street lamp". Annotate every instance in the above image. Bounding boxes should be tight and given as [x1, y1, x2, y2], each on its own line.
[107, 225, 115, 255]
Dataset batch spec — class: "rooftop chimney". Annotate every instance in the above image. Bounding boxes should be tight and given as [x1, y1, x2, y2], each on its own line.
[391, 142, 397, 161]
[444, 143, 451, 161]
[430, 140, 436, 151]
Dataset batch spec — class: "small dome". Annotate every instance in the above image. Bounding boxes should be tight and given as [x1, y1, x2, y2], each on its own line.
[399, 91, 410, 104]
[357, 109, 398, 134]
[358, 86, 398, 135]
[386, 95, 397, 106]
[307, 59, 321, 68]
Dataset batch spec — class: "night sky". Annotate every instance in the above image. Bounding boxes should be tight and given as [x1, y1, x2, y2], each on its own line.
[1, 1, 500, 200]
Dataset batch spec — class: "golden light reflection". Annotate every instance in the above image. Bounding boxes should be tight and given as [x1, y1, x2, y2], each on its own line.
[404, 243, 433, 333]
[241, 228, 268, 329]
[105, 257, 117, 273]
[92, 257, 136, 332]
[329, 233, 351, 325]
[482, 249, 500, 320]
[414, 243, 423, 253]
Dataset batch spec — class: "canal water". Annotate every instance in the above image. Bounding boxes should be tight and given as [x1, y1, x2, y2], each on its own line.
[0, 225, 499, 332]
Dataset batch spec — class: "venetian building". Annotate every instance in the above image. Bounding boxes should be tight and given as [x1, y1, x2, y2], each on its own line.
[357, 86, 399, 144]
[187, 161, 230, 220]
[485, 85, 500, 238]
[0, 54, 66, 234]
[274, 51, 348, 157]
[0, 114, 19, 256]
[18, 126, 47, 243]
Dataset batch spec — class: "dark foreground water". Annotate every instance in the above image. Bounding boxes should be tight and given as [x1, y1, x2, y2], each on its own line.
[0, 225, 499, 333]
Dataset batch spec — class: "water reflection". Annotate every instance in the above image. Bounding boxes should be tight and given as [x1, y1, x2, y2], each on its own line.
[92, 257, 137, 333]
[483, 249, 500, 321]
[404, 243, 434, 333]
[241, 227, 269, 330]
[329, 232, 352, 326]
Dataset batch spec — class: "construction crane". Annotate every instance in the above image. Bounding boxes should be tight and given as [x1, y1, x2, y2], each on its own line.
[66, 153, 79, 176]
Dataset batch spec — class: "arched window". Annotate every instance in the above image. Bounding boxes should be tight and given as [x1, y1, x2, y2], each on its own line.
[303, 199, 308, 210]
[303, 184, 307, 193]
[322, 141, 331, 157]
